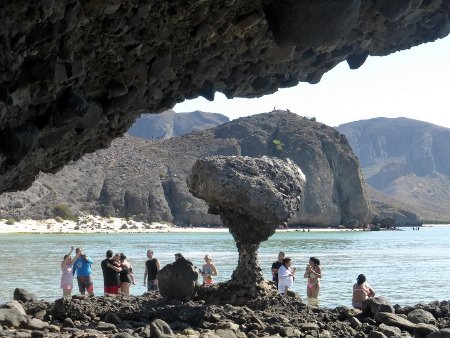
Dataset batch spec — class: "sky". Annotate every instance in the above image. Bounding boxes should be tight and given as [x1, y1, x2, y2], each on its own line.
[174, 35, 450, 128]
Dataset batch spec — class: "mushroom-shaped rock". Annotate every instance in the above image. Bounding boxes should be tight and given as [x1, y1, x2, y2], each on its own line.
[187, 156, 305, 284]
[157, 257, 199, 301]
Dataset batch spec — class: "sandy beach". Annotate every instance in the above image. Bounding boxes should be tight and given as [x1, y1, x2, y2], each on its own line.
[0, 215, 357, 234]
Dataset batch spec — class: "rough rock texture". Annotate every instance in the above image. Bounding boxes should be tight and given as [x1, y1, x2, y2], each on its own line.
[1, 1, 450, 193]
[363, 297, 395, 318]
[157, 257, 199, 301]
[0, 111, 371, 227]
[187, 156, 305, 283]
[128, 110, 229, 140]
[5, 288, 450, 338]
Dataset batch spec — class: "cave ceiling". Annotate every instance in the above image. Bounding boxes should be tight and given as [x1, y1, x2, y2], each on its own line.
[0, 0, 449, 193]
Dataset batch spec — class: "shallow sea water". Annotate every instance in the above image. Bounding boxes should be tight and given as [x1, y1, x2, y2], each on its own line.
[1, 226, 449, 308]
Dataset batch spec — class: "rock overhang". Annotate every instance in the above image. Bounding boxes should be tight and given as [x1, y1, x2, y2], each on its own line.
[0, 0, 449, 193]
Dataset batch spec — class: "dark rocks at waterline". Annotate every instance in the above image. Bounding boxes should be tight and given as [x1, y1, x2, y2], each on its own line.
[158, 257, 199, 301]
[187, 156, 305, 284]
[2, 288, 450, 338]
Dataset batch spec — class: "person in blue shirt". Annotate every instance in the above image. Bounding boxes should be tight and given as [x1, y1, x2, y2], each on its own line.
[72, 248, 94, 297]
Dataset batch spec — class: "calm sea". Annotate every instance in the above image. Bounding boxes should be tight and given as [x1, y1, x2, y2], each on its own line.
[1, 226, 449, 308]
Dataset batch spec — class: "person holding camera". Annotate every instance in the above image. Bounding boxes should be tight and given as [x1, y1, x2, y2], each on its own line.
[72, 247, 94, 297]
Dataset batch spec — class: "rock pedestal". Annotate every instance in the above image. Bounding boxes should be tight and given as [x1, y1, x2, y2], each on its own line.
[187, 155, 305, 285]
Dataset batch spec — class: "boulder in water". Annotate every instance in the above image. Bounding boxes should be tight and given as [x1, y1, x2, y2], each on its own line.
[158, 257, 199, 301]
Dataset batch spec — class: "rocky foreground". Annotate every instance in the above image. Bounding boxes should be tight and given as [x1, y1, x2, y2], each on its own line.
[1, 285, 449, 338]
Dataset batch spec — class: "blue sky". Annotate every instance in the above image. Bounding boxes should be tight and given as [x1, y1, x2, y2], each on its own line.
[175, 36, 450, 128]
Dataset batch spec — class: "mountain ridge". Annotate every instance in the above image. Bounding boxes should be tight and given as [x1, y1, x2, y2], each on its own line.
[336, 117, 450, 222]
[0, 111, 371, 227]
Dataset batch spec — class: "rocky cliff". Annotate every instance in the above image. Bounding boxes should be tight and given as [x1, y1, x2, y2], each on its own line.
[0, 111, 370, 227]
[128, 110, 229, 140]
[1, 1, 449, 193]
[336, 117, 450, 221]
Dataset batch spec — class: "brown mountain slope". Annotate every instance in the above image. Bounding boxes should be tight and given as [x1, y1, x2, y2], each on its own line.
[337, 117, 450, 222]
[0, 111, 370, 227]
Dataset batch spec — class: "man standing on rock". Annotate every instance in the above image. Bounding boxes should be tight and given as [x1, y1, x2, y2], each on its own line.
[101, 249, 121, 295]
[72, 248, 94, 297]
[271, 251, 285, 289]
[144, 249, 160, 292]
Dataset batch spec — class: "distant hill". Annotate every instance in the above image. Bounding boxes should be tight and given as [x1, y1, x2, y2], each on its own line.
[336, 117, 450, 222]
[128, 110, 229, 140]
[0, 111, 371, 227]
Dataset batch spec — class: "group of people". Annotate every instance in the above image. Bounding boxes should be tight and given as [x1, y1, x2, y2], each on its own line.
[271, 252, 322, 298]
[60, 246, 135, 297]
[62, 247, 373, 309]
[271, 251, 376, 308]
[61, 248, 219, 298]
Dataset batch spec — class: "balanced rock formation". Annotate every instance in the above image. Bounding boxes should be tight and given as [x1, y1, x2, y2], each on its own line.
[0, 111, 371, 227]
[187, 156, 305, 284]
[1, 2, 449, 193]
[157, 257, 199, 301]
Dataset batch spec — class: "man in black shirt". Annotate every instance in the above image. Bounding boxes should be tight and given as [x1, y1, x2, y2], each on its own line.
[271, 251, 285, 289]
[144, 249, 160, 292]
[101, 250, 121, 295]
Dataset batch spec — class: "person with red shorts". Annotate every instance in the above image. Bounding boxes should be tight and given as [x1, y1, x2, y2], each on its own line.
[72, 248, 94, 297]
[101, 249, 121, 295]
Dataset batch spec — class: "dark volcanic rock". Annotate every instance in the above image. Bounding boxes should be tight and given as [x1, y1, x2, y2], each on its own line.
[363, 297, 395, 317]
[14, 288, 37, 303]
[0, 2, 449, 193]
[3, 286, 450, 338]
[0, 111, 371, 227]
[158, 257, 199, 301]
[187, 156, 305, 283]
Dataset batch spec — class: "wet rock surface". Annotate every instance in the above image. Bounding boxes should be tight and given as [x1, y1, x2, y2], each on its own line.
[187, 156, 305, 283]
[1, 288, 450, 338]
[1, 1, 449, 193]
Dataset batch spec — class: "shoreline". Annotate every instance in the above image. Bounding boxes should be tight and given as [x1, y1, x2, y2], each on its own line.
[1, 215, 446, 234]
[0, 215, 369, 234]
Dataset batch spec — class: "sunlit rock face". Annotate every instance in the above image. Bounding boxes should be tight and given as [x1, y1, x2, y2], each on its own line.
[187, 156, 305, 284]
[1, 1, 449, 192]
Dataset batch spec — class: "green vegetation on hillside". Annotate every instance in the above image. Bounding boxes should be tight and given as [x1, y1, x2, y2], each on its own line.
[52, 204, 77, 221]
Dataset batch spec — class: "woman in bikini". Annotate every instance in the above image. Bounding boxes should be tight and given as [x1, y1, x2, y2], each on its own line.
[199, 254, 218, 286]
[118, 253, 135, 295]
[304, 257, 322, 299]
[352, 274, 375, 309]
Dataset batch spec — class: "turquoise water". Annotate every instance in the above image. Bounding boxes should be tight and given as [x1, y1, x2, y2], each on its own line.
[1, 226, 449, 308]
